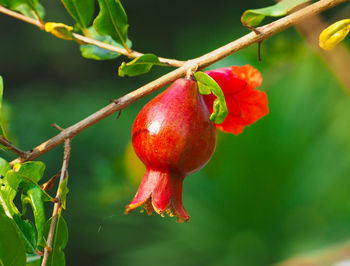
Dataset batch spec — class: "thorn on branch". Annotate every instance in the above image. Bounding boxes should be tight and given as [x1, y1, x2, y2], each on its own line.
[116, 110, 122, 119]
[242, 23, 263, 62]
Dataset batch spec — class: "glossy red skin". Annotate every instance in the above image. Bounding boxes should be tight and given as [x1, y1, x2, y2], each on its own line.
[125, 78, 216, 222]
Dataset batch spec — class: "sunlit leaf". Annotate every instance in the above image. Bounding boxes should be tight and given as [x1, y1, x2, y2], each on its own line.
[319, 19, 350, 50]
[43, 215, 68, 266]
[241, 0, 310, 27]
[93, 0, 129, 48]
[194, 71, 228, 124]
[118, 54, 161, 77]
[0, 205, 27, 266]
[80, 27, 132, 60]
[60, 0, 94, 32]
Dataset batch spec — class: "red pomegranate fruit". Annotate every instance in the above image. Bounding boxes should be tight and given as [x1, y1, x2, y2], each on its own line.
[125, 78, 217, 222]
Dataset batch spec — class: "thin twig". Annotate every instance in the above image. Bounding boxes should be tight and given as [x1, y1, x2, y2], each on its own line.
[52, 123, 64, 131]
[9, 0, 348, 165]
[0, 5, 185, 67]
[41, 138, 71, 266]
[0, 137, 29, 158]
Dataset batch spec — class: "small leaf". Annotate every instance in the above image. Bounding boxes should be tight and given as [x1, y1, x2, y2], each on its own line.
[14, 2, 45, 20]
[45, 22, 75, 41]
[58, 178, 69, 210]
[194, 71, 228, 124]
[80, 27, 132, 60]
[1, 0, 45, 20]
[93, 0, 129, 48]
[118, 54, 161, 77]
[60, 0, 94, 32]
[319, 19, 350, 50]
[43, 215, 68, 266]
[0, 205, 27, 266]
[241, 0, 310, 27]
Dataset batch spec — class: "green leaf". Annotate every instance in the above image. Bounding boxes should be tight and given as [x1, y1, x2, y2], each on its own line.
[14, 2, 45, 20]
[1, 0, 45, 20]
[14, 215, 37, 254]
[93, 0, 129, 48]
[0, 205, 27, 266]
[0, 158, 18, 218]
[7, 161, 53, 246]
[44, 215, 68, 266]
[80, 27, 132, 60]
[12, 161, 46, 183]
[241, 0, 310, 27]
[0, 76, 3, 111]
[0, 76, 6, 139]
[58, 178, 69, 210]
[118, 54, 161, 77]
[319, 19, 350, 50]
[26, 254, 42, 265]
[194, 71, 228, 124]
[60, 0, 94, 32]
[0, 158, 38, 254]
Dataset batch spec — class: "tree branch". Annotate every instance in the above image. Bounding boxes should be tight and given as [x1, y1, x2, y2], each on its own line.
[41, 138, 71, 266]
[0, 137, 29, 158]
[0, 5, 185, 67]
[8, 0, 348, 165]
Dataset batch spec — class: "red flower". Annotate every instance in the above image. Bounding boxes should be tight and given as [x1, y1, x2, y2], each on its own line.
[203, 65, 268, 135]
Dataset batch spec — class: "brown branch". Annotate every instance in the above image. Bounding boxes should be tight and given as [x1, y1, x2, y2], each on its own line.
[0, 5, 185, 67]
[8, 0, 348, 165]
[0, 137, 29, 158]
[41, 138, 71, 266]
[71, 34, 185, 67]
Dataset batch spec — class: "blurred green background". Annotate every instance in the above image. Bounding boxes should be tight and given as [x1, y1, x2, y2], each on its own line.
[1, 0, 350, 265]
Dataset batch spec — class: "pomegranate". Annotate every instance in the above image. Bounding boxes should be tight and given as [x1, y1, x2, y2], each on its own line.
[125, 78, 216, 222]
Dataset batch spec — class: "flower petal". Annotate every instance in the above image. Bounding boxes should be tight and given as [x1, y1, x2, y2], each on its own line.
[231, 65, 262, 89]
[234, 87, 269, 125]
[216, 115, 246, 135]
[206, 67, 247, 95]
[203, 65, 268, 135]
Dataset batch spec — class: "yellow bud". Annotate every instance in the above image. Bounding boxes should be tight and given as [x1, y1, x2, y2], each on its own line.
[319, 19, 350, 50]
[44, 22, 74, 40]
